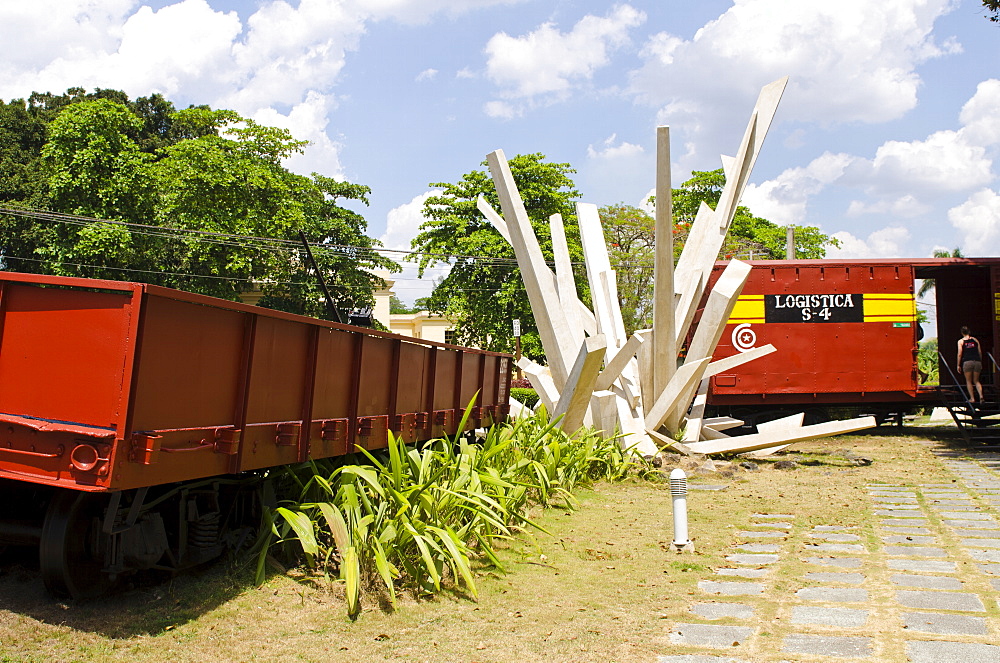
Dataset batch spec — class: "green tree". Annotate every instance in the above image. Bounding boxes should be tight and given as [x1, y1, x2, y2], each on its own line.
[43, 98, 155, 220]
[600, 203, 656, 335]
[1, 94, 395, 319]
[985, 0, 999, 22]
[918, 337, 939, 385]
[389, 295, 412, 314]
[917, 247, 963, 298]
[410, 154, 584, 356]
[604, 169, 839, 333]
[0, 98, 48, 205]
[668, 168, 837, 259]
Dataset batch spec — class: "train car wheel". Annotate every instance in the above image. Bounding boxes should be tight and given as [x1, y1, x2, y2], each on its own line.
[39, 491, 113, 599]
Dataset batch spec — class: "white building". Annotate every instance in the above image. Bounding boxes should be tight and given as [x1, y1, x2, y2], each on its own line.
[371, 270, 457, 344]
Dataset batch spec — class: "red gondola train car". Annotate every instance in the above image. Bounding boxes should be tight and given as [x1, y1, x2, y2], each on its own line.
[705, 257, 1000, 426]
[0, 271, 511, 597]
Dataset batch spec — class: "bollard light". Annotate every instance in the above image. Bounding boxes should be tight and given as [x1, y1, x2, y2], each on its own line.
[670, 468, 694, 552]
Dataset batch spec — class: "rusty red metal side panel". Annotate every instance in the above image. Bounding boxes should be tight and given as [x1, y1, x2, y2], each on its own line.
[237, 315, 312, 472]
[110, 293, 248, 490]
[709, 261, 919, 406]
[308, 327, 357, 458]
[355, 334, 395, 450]
[431, 349, 460, 436]
[0, 282, 135, 430]
[0, 271, 513, 492]
[0, 280, 138, 490]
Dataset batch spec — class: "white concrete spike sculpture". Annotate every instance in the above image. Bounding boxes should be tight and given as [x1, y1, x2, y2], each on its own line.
[484, 76, 874, 456]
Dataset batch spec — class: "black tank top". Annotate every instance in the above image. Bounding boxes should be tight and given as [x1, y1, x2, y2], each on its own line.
[962, 338, 981, 362]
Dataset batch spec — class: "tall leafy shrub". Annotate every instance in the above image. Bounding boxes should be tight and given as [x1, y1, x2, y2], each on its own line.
[255, 410, 635, 617]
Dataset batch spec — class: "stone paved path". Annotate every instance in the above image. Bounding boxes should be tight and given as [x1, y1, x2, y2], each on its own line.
[657, 446, 1000, 662]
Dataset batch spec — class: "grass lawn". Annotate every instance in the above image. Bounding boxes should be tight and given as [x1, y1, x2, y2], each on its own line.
[0, 426, 968, 662]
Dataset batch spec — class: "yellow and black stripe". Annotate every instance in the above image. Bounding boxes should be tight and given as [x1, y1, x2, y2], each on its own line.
[727, 293, 915, 324]
[729, 294, 765, 324]
[861, 293, 917, 323]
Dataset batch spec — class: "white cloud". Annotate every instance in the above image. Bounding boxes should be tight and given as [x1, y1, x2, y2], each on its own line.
[587, 133, 644, 160]
[630, 0, 959, 165]
[113, 1, 243, 99]
[0, 0, 533, 182]
[770, 81, 999, 220]
[351, 0, 526, 25]
[826, 226, 911, 258]
[0, 0, 132, 79]
[740, 152, 854, 225]
[0, 0, 242, 101]
[415, 68, 438, 82]
[846, 195, 931, 218]
[380, 190, 439, 250]
[949, 188, 1000, 254]
[484, 100, 519, 120]
[0, 0, 520, 120]
[640, 187, 655, 214]
[959, 78, 1000, 147]
[484, 5, 645, 112]
[379, 190, 448, 304]
[221, 0, 367, 112]
[253, 91, 345, 179]
[853, 130, 994, 195]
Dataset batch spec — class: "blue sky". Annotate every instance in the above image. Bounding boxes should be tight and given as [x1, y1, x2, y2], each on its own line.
[2, 0, 999, 304]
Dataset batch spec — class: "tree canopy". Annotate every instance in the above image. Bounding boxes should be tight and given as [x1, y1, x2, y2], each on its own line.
[667, 168, 837, 260]
[413, 159, 840, 350]
[0, 88, 394, 320]
[985, 0, 999, 22]
[410, 154, 585, 357]
[605, 169, 839, 333]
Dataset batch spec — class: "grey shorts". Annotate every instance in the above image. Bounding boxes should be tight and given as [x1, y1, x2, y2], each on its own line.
[963, 360, 982, 374]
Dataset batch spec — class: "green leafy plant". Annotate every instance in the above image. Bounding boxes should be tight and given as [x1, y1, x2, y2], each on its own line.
[510, 387, 539, 408]
[918, 337, 939, 385]
[253, 405, 638, 618]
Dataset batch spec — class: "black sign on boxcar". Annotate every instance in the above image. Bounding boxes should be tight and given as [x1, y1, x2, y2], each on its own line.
[765, 294, 863, 323]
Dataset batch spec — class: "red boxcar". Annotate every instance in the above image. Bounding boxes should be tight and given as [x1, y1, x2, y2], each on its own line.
[705, 257, 1000, 424]
[0, 271, 511, 596]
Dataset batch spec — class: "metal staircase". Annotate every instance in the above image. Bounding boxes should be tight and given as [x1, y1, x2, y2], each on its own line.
[938, 351, 1000, 445]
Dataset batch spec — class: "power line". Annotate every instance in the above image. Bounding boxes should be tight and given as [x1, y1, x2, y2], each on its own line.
[0, 205, 673, 284]
[2, 254, 301, 284]
[0, 206, 529, 268]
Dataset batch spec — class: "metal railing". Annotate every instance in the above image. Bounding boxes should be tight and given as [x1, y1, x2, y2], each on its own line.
[938, 350, 974, 408]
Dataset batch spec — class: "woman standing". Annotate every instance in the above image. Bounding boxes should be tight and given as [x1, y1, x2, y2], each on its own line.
[958, 326, 984, 404]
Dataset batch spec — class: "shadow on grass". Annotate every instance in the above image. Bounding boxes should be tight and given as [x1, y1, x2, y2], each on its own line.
[0, 550, 254, 638]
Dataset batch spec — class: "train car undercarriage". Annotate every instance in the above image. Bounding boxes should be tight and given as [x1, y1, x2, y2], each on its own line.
[0, 476, 261, 599]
